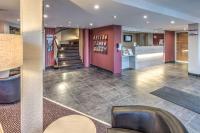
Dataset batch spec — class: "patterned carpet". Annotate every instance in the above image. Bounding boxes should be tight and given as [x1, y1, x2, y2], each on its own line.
[0, 99, 109, 133]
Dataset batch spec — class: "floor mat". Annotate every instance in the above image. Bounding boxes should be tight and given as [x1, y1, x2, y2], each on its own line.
[151, 86, 200, 114]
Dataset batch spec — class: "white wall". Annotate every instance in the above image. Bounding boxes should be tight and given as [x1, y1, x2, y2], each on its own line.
[188, 23, 200, 74]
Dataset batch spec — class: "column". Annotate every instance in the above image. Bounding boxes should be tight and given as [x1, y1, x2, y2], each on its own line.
[164, 31, 175, 63]
[188, 23, 200, 75]
[20, 0, 43, 133]
[83, 29, 90, 67]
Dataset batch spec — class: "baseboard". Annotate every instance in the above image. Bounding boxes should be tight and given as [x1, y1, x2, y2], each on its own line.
[188, 72, 200, 77]
[165, 61, 175, 64]
[90, 65, 113, 74]
[45, 66, 54, 70]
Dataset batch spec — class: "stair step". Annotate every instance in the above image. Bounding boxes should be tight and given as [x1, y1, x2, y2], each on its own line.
[58, 49, 79, 53]
[58, 56, 81, 61]
[58, 63, 84, 69]
[60, 44, 79, 47]
[59, 60, 82, 65]
[59, 47, 79, 50]
[54, 64, 84, 70]
[58, 53, 79, 57]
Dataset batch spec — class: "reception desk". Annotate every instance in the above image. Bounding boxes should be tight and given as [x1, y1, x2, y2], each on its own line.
[134, 46, 164, 69]
[122, 46, 164, 70]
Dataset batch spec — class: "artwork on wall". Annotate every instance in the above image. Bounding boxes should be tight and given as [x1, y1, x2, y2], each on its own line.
[93, 34, 108, 54]
[124, 35, 132, 42]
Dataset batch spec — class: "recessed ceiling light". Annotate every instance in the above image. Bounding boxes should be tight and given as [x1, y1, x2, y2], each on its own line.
[89, 23, 93, 26]
[45, 4, 50, 8]
[94, 4, 100, 10]
[68, 21, 71, 24]
[113, 15, 117, 19]
[143, 15, 148, 19]
[170, 20, 175, 24]
[146, 21, 150, 24]
[43, 14, 48, 18]
[17, 18, 20, 22]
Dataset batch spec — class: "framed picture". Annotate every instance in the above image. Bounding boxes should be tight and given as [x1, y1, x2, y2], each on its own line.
[124, 35, 132, 42]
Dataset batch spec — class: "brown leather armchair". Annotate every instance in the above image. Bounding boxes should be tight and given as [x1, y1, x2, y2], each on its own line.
[107, 106, 188, 133]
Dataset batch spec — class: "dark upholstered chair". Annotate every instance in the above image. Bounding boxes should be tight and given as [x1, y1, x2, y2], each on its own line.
[107, 106, 188, 133]
[0, 74, 20, 104]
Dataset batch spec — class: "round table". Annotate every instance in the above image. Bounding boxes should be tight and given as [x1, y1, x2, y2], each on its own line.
[44, 115, 96, 133]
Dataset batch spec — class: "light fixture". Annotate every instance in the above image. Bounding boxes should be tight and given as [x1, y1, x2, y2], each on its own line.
[17, 19, 20, 22]
[113, 15, 117, 19]
[45, 4, 50, 8]
[170, 20, 175, 24]
[0, 34, 23, 78]
[43, 14, 48, 18]
[146, 21, 150, 24]
[143, 15, 148, 19]
[89, 23, 93, 26]
[94, 4, 100, 10]
[68, 21, 71, 24]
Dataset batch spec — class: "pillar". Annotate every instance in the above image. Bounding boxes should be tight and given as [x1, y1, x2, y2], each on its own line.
[83, 29, 90, 67]
[188, 23, 200, 75]
[164, 31, 175, 63]
[20, 0, 43, 133]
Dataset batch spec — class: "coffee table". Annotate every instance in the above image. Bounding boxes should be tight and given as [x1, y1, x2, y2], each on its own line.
[44, 115, 96, 133]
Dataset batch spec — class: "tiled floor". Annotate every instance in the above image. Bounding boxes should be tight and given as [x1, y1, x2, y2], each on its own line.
[44, 63, 200, 133]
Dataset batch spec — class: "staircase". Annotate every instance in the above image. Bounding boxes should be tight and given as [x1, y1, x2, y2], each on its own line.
[56, 41, 83, 69]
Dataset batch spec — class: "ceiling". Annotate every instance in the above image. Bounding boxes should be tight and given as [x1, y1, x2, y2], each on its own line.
[0, 0, 199, 32]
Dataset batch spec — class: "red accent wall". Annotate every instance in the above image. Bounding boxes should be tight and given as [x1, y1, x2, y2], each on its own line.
[164, 31, 175, 63]
[153, 33, 164, 45]
[89, 25, 122, 74]
[83, 29, 90, 67]
[45, 28, 56, 68]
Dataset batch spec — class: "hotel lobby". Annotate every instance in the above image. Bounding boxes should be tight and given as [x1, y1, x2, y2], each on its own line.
[0, 0, 200, 133]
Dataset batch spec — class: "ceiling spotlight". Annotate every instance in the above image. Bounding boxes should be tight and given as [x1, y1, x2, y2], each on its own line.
[45, 4, 50, 8]
[89, 23, 93, 26]
[43, 14, 48, 18]
[68, 21, 71, 24]
[170, 20, 175, 24]
[146, 21, 150, 24]
[113, 15, 117, 19]
[17, 19, 20, 22]
[94, 4, 100, 10]
[143, 15, 148, 19]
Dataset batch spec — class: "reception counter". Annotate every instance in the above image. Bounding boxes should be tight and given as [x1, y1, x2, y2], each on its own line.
[122, 46, 164, 70]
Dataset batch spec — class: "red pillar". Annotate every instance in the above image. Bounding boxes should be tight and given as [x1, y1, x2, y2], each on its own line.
[164, 31, 175, 63]
[83, 29, 90, 67]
